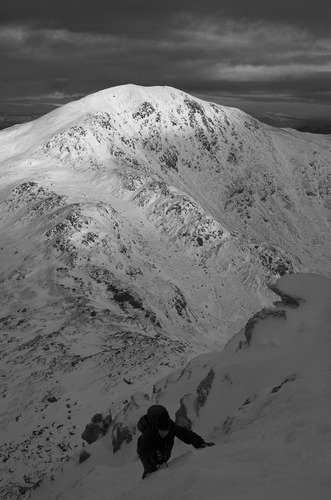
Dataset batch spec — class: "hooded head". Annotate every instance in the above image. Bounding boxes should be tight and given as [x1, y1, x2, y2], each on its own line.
[157, 411, 170, 430]
[147, 405, 171, 437]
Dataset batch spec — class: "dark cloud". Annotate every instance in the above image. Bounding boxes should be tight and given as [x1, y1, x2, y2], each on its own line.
[1, 1, 185, 36]
[0, 1, 330, 117]
[1, 0, 330, 36]
[219, 0, 331, 36]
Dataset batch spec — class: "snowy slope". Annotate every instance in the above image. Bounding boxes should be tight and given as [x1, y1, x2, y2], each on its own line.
[0, 85, 330, 497]
[30, 273, 331, 500]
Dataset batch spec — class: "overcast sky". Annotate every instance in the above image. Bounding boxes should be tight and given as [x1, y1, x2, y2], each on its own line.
[1, 0, 331, 117]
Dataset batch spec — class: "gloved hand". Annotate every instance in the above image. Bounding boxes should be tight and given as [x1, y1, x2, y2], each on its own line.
[192, 436, 205, 449]
[192, 438, 215, 449]
[199, 442, 215, 448]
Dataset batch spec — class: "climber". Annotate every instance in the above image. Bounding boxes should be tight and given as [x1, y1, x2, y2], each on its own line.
[137, 404, 214, 478]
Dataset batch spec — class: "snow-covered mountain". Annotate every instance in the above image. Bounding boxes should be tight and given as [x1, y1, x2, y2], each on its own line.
[0, 84, 330, 498]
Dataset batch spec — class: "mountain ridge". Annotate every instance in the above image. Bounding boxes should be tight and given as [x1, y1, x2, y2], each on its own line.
[3, 84, 328, 264]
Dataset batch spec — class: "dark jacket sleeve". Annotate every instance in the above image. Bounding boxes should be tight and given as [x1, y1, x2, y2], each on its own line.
[173, 424, 205, 448]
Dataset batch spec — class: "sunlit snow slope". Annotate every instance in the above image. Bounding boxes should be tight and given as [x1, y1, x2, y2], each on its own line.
[0, 84, 330, 497]
[31, 273, 331, 500]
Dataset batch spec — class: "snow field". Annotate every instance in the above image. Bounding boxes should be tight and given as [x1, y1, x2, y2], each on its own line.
[29, 273, 331, 500]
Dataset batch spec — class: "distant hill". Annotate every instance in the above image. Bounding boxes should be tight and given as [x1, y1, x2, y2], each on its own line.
[0, 102, 57, 130]
[0, 114, 42, 130]
[296, 121, 331, 134]
[253, 112, 331, 134]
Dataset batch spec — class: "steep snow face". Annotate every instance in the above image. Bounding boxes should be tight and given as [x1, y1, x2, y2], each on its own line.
[29, 273, 331, 500]
[0, 85, 330, 497]
[98, 273, 331, 447]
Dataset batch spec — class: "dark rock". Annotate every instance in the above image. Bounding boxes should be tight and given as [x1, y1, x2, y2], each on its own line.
[18, 479, 42, 494]
[132, 101, 156, 120]
[81, 424, 102, 444]
[79, 450, 91, 464]
[160, 148, 179, 172]
[268, 283, 301, 307]
[244, 308, 287, 345]
[81, 413, 112, 444]
[111, 422, 134, 453]
[223, 416, 234, 435]
[91, 413, 103, 423]
[47, 396, 58, 403]
[271, 373, 297, 393]
[175, 395, 193, 429]
[195, 369, 215, 413]
[239, 398, 252, 409]
[107, 283, 143, 310]
[172, 286, 188, 318]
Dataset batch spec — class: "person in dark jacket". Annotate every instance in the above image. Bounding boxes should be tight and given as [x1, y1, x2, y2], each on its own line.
[137, 404, 212, 478]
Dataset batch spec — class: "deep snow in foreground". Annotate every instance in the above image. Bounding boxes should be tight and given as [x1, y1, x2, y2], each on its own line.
[30, 273, 331, 500]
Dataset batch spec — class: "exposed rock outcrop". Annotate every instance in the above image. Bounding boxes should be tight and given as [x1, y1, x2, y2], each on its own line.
[111, 423, 134, 453]
[78, 450, 91, 464]
[175, 396, 193, 429]
[268, 283, 301, 307]
[81, 413, 112, 445]
[244, 308, 287, 345]
[195, 368, 215, 414]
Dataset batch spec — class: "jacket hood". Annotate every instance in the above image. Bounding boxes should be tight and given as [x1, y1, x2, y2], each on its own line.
[146, 405, 170, 429]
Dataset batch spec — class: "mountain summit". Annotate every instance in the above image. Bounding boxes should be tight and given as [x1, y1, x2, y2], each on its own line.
[0, 85, 330, 497]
